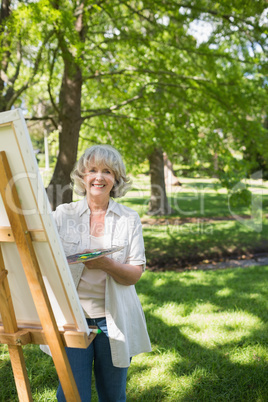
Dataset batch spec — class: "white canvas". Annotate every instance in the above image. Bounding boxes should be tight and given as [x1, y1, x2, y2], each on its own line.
[0, 109, 89, 335]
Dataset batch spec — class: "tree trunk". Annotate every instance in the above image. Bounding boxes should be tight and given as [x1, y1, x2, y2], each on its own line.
[212, 152, 219, 178]
[163, 152, 181, 190]
[148, 148, 174, 215]
[46, 61, 82, 210]
[46, 2, 87, 210]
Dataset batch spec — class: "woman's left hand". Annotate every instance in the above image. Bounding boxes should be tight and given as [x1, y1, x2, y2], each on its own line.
[84, 256, 110, 271]
[84, 257, 143, 286]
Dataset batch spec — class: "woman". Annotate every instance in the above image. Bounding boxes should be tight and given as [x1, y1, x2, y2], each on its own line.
[54, 145, 151, 401]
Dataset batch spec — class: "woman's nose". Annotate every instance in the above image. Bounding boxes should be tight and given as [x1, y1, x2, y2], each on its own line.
[95, 171, 103, 179]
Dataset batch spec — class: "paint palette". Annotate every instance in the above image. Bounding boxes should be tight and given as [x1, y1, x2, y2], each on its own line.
[67, 245, 125, 264]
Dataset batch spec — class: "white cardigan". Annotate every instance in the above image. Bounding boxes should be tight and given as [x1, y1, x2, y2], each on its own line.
[50, 197, 151, 367]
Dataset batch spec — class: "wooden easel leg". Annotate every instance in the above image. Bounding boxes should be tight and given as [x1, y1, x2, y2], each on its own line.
[0, 247, 33, 401]
[8, 345, 33, 402]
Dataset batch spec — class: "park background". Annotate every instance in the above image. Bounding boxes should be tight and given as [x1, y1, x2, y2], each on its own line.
[0, 0, 268, 400]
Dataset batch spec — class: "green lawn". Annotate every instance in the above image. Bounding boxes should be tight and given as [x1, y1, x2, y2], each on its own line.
[129, 266, 268, 401]
[1, 266, 268, 401]
[121, 176, 267, 219]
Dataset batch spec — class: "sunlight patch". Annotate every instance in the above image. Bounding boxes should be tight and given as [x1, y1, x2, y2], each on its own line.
[216, 288, 233, 297]
[180, 312, 262, 348]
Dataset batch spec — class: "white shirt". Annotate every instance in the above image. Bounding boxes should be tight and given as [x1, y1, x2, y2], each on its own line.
[52, 197, 151, 367]
[78, 235, 107, 318]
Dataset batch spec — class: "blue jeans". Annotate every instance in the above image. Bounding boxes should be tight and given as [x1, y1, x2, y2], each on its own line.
[56, 317, 129, 402]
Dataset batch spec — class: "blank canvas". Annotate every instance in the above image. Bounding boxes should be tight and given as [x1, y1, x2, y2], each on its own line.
[0, 109, 89, 334]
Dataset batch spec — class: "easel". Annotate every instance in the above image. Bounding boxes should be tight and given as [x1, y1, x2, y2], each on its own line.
[0, 151, 96, 401]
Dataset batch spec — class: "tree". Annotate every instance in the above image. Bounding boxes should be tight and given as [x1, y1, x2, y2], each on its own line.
[164, 153, 181, 187]
[0, 0, 52, 112]
[5, 1, 268, 213]
[148, 148, 175, 215]
[46, 0, 85, 207]
[74, 0, 268, 213]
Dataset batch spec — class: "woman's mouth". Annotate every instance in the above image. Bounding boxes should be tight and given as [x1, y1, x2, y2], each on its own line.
[92, 184, 105, 188]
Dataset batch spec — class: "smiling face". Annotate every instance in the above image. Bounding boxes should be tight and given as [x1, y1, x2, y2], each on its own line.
[83, 161, 115, 203]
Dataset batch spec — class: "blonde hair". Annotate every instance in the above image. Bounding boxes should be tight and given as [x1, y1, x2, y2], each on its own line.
[71, 145, 131, 198]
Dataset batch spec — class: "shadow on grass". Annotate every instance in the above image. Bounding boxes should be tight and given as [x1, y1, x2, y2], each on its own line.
[127, 385, 169, 402]
[131, 266, 268, 401]
[0, 357, 19, 401]
[0, 345, 58, 401]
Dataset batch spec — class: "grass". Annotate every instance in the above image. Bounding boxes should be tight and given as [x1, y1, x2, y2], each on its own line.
[121, 176, 267, 219]
[128, 266, 268, 401]
[1, 266, 268, 401]
[0, 344, 58, 401]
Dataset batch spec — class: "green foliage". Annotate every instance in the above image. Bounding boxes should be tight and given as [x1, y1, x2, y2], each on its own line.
[0, 0, 57, 111]
[74, 0, 268, 178]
